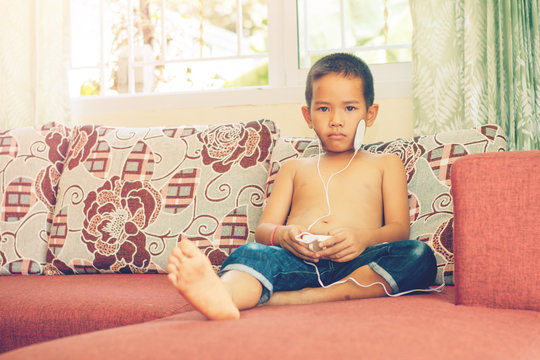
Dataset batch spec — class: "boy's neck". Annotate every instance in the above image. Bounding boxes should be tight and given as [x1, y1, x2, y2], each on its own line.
[321, 148, 357, 158]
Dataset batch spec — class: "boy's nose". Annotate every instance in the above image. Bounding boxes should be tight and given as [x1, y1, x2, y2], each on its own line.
[330, 112, 344, 127]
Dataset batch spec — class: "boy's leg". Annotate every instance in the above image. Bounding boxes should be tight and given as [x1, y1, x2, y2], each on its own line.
[266, 240, 437, 306]
[265, 265, 390, 306]
[167, 240, 263, 320]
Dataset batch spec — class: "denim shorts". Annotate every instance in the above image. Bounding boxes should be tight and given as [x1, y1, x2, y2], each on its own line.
[219, 240, 437, 304]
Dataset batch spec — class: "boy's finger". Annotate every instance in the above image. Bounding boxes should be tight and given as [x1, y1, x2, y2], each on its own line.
[317, 241, 345, 258]
[292, 242, 319, 262]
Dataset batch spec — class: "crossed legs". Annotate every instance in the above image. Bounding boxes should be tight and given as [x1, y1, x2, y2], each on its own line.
[167, 240, 391, 320]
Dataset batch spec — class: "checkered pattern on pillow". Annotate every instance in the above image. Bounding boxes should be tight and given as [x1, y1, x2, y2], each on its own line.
[265, 125, 507, 285]
[0, 123, 70, 275]
[45, 120, 278, 275]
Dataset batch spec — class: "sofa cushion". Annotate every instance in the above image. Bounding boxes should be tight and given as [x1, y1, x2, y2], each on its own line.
[3, 287, 540, 360]
[265, 125, 507, 285]
[46, 120, 278, 275]
[0, 123, 70, 275]
[452, 151, 540, 311]
[0, 274, 192, 353]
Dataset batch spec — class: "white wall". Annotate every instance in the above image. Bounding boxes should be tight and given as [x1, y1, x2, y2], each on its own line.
[72, 96, 413, 144]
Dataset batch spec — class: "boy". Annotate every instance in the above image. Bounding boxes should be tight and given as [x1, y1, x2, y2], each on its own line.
[167, 53, 437, 320]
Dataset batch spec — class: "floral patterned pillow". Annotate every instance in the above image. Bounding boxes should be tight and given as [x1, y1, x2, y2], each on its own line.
[45, 119, 278, 275]
[265, 125, 507, 285]
[0, 123, 70, 275]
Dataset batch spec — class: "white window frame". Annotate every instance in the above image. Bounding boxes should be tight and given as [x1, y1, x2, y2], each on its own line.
[71, 0, 411, 116]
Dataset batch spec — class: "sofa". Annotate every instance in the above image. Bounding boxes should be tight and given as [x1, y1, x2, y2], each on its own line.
[0, 120, 538, 359]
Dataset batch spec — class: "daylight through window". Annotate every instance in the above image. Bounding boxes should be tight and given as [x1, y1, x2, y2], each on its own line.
[69, 0, 412, 98]
[70, 0, 268, 97]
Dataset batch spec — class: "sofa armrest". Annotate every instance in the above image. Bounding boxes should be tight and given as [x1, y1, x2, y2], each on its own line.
[451, 151, 540, 311]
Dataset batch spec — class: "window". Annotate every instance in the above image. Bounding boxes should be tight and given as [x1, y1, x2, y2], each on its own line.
[297, 0, 412, 68]
[70, 0, 412, 112]
[70, 0, 268, 97]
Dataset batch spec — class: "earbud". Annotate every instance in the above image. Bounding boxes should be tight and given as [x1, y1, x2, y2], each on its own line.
[353, 119, 366, 151]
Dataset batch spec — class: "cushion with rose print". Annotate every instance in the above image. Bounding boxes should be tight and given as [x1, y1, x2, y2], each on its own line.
[0, 122, 70, 275]
[45, 119, 278, 275]
[264, 124, 507, 285]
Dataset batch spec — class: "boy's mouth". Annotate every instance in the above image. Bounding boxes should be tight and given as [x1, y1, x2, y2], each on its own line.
[328, 133, 346, 139]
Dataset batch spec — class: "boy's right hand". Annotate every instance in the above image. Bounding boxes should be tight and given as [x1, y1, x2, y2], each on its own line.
[276, 225, 320, 262]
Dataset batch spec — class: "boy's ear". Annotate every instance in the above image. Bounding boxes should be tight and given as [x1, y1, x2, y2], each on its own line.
[365, 104, 379, 127]
[301, 106, 313, 129]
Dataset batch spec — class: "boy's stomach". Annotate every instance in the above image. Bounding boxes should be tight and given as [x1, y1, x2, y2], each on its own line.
[286, 210, 382, 235]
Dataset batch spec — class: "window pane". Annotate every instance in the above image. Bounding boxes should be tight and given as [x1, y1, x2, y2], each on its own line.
[297, 0, 412, 68]
[243, 0, 268, 54]
[69, 69, 102, 96]
[154, 58, 268, 92]
[70, 0, 268, 96]
[70, 0, 101, 67]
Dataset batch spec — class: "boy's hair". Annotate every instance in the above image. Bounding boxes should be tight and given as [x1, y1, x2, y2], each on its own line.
[305, 53, 374, 110]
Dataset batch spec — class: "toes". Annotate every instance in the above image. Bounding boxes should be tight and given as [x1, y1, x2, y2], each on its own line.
[167, 272, 178, 285]
[171, 246, 185, 259]
[166, 262, 177, 274]
[179, 239, 201, 258]
[168, 254, 181, 268]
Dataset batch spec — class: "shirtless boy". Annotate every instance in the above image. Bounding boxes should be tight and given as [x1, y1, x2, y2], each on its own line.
[167, 53, 437, 320]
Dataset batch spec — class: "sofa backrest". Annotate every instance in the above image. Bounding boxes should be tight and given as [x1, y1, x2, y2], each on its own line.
[265, 125, 507, 285]
[1, 120, 278, 275]
[45, 119, 278, 275]
[0, 123, 70, 275]
[1, 121, 506, 280]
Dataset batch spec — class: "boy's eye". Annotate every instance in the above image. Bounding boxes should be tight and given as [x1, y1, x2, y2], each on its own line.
[345, 106, 357, 111]
[317, 106, 329, 112]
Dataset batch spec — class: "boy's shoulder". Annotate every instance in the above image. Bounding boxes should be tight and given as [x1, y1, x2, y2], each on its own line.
[358, 151, 404, 169]
[358, 151, 400, 161]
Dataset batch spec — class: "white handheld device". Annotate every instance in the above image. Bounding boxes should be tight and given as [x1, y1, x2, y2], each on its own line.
[353, 119, 366, 151]
[295, 232, 331, 252]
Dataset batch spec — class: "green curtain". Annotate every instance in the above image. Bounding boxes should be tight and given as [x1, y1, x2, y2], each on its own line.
[410, 0, 540, 151]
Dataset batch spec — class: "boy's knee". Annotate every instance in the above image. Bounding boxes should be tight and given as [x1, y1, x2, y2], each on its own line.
[399, 240, 428, 256]
[406, 241, 435, 263]
[405, 240, 437, 283]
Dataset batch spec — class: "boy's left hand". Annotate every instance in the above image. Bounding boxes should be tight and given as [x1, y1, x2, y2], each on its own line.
[316, 227, 372, 262]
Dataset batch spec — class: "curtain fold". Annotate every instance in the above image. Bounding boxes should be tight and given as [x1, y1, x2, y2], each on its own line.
[0, 0, 71, 130]
[411, 0, 539, 150]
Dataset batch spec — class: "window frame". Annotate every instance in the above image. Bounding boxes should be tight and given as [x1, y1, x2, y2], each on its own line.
[71, 0, 411, 116]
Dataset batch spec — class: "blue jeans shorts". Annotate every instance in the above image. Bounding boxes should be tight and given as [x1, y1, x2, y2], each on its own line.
[219, 240, 437, 304]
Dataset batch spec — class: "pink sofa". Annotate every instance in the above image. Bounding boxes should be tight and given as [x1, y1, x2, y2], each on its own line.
[0, 121, 538, 359]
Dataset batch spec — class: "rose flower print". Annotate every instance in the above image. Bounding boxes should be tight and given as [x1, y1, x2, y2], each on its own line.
[81, 176, 162, 273]
[198, 122, 272, 173]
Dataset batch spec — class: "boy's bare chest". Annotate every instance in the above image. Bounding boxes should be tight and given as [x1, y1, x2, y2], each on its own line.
[293, 162, 382, 196]
[289, 163, 383, 229]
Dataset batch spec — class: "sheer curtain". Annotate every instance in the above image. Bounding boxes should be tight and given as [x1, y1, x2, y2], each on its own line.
[410, 0, 539, 151]
[0, 0, 71, 130]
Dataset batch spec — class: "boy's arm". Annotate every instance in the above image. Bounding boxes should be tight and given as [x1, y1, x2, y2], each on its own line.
[318, 154, 410, 262]
[255, 161, 319, 262]
[369, 153, 410, 243]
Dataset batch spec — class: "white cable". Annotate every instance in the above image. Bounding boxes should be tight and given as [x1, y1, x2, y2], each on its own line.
[304, 260, 445, 297]
[307, 142, 360, 232]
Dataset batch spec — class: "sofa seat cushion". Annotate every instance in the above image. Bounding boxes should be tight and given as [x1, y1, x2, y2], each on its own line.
[0, 274, 192, 353]
[2, 287, 539, 359]
[46, 120, 278, 275]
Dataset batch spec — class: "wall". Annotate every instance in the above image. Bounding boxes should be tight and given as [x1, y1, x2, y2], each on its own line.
[72, 96, 413, 144]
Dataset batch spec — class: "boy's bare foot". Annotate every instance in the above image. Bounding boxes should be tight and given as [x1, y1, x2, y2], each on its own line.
[167, 240, 240, 320]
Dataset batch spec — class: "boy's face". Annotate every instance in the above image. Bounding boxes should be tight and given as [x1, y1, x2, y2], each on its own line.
[302, 73, 378, 153]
